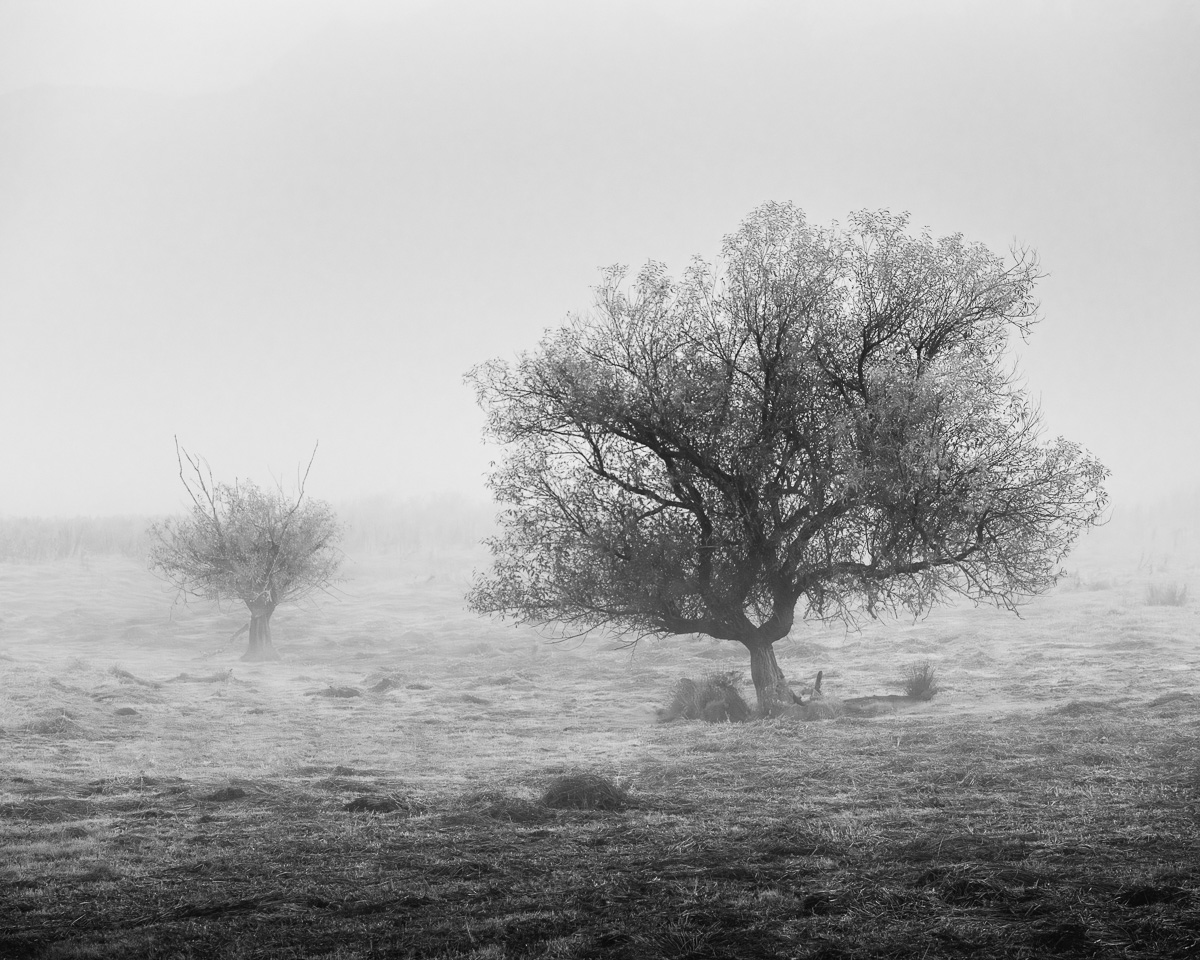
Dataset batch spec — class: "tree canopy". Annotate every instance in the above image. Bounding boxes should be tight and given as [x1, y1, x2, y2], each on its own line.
[467, 204, 1109, 713]
[149, 443, 342, 661]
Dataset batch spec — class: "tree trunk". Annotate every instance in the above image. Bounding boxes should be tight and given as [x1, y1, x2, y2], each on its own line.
[242, 602, 279, 662]
[745, 641, 798, 716]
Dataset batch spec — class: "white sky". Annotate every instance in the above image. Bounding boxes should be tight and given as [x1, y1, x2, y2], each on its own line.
[1, 0, 1197, 517]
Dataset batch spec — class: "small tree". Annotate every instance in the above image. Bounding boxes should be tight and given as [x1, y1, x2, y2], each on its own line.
[149, 441, 342, 661]
[467, 204, 1108, 714]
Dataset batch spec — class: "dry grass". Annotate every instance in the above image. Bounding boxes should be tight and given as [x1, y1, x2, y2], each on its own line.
[657, 672, 753, 723]
[903, 660, 940, 700]
[541, 773, 629, 811]
[0, 550, 1198, 958]
[1147, 582, 1189, 606]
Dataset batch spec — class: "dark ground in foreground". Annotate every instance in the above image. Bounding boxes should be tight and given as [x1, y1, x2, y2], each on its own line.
[3, 698, 1198, 960]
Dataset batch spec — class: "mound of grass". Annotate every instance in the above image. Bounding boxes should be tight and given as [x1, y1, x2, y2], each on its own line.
[168, 669, 233, 683]
[1051, 700, 1114, 717]
[307, 686, 361, 698]
[541, 773, 628, 811]
[344, 795, 421, 815]
[658, 673, 752, 723]
[108, 666, 159, 687]
[1146, 582, 1188, 606]
[22, 710, 86, 736]
[457, 790, 551, 824]
[799, 697, 846, 720]
[202, 786, 248, 802]
[903, 661, 940, 701]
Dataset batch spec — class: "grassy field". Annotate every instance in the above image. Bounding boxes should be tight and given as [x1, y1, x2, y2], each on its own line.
[1, 543, 1197, 958]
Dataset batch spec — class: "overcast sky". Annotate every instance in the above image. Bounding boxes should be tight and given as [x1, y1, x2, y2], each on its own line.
[1, 0, 1196, 518]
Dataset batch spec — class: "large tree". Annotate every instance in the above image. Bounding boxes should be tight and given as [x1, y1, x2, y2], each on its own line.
[467, 204, 1108, 714]
[149, 443, 342, 661]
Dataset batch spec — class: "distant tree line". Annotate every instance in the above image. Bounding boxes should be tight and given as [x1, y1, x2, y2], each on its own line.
[0, 515, 151, 561]
[0, 496, 494, 563]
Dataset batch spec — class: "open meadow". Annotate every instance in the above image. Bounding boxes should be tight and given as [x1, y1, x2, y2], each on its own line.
[1, 527, 1198, 959]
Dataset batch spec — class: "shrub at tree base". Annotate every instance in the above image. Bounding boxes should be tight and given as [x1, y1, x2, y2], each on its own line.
[344, 796, 421, 815]
[793, 697, 846, 721]
[658, 673, 753, 723]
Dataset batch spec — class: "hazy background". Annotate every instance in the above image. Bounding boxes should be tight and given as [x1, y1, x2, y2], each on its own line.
[2, 0, 1197, 522]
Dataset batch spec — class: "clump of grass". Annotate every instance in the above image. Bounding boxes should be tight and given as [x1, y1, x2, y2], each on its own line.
[168, 669, 232, 683]
[344, 794, 422, 815]
[1146, 583, 1188, 606]
[657, 672, 751, 723]
[307, 685, 361, 698]
[109, 665, 158, 686]
[1052, 700, 1113, 717]
[903, 661, 939, 701]
[800, 697, 845, 721]
[541, 772, 627, 811]
[23, 710, 86, 736]
[459, 790, 551, 824]
[202, 786, 248, 802]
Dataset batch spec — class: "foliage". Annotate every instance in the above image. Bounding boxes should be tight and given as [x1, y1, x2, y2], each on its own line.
[1145, 582, 1188, 606]
[468, 203, 1108, 710]
[147, 442, 342, 659]
[149, 469, 340, 610]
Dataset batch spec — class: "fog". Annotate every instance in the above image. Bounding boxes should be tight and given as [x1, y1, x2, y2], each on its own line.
[2, 0, 1197, 519]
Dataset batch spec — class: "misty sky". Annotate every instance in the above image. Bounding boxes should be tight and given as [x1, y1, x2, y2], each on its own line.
[1, 0, 1196, 518]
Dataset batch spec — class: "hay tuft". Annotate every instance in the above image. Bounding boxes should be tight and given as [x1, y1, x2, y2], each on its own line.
[1147, 692, 1198, 710]
[169, 669, 233, 683]
[307, 686, 361, 698]
[202, 786, 248, 802]
[903, 661, 940, 700]
[799, 697, 845, 720]
[23, 710, 86, 736]
[344, 794, 421, 815]
[1146, 582, 1188, 606]
[460, 790, 552, 824]
[541, 773, 628, 811]
[657, 672, 751, 723]
[109, 666, 159, 687]
[1051, 700, 1113, 717]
